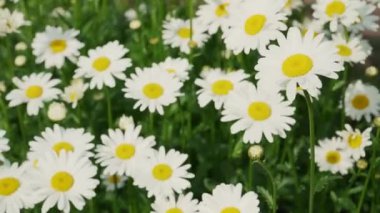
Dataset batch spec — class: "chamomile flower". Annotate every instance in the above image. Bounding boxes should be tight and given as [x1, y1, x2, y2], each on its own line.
[162, 18, 209, 54]
[100, 173, 128, 191]
[74, 41, 132, 89]
[255, 27, 343, 101]
[223, 0, 287, 54]
[344, 80, 380, 122]
[0, 163, 36, 213]
[199, 183, 260, 213]
[331, 33, 368, 64]
[151, 193, 198, 213]
[123, 67, 183, 115]
[133, 146, 194, 198]
[196, 0, 231, 34]
[282, 0, 303, 14]
[315, 137, 353, 175]
[153, 57, 192, 82]
[27, 124, 95, 166]
[336, 124, 372, 160]
[195, 68, 249, 110]
[312, 0, 361, 32]
[95, 126, 156, 176]
[0, 130, 9, 154]
[221, 82, 295, 143]
[30, 151, 99, 213]
[31, 26, 83, 69]
[6, 73, 61, 116]
[62, 78, 88, 108]
[351, 1, 379, 33]
[0, 8, 29, 37]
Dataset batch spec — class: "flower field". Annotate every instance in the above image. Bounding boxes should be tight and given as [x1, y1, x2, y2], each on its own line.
[0, 0, 380, 212]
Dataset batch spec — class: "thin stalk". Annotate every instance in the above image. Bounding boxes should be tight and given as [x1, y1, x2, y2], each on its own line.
[340, 65, 349, 129]
[304, 92, 316, 213]
[253, 161, 277, 213]
[105, 88, 113, 128]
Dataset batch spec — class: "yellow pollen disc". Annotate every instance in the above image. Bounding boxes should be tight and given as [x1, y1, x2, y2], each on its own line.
[143, 83, 164, 99]
[92, 57, 111, 72]
[221, 207, 241, 213]
[325, 151, 341, 164]
[33, 160, 39, 168]
[211, 80, 234, 95]
[152, 163, 173, 181]
[348, 134, 363, 149]
[337, 45, 352, 57]
[25, 85, 43, 99]
[52, 141, 74, 155]
[166, 207, 184, 213]
[50, 39, 67, 53]
[325, 0, 346, 17]
[351, 94, 369, 110]
[167, 68, 176, 74]
[51, 171, 74, 192]
[248, 102, 272, 121]
[282, 54, 313, 78]
[107, 175, 121, 184]
[177, 28, 191, 39]
[215, 3, 229, 17]
[69, 92, 78, 102]
[115, 143, 136, 160]
[0, 177, 20, 196]
[244, 14, 267, 36]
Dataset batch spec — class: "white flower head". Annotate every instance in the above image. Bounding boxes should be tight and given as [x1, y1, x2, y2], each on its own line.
[196, 0, 231, 34]
[332, 33, 369, 64]
[62, 78, 89, 108]
[100, 173, 128, 191]
[336, 124, 372, 160]
[151, 193, 199, 213]
[153, 57, 192, 82]
[0, 129, 9, 154]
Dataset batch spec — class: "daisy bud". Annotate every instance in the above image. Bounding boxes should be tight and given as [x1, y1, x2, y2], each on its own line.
[93, 92, 104, 101]
[118, 115, 135, 130]
[0, 81, 6, 94]
[365, 66, 378, 77]
[47, 102, 67, 122]
[374, 117, 380, 128]
[124, 9, 137, 21]
[129, 19, 141, 30]
[356, 159, 368, 170]
[14, 55, 26, 66]
[149, 37, 159, 45]
[248, 145, 264, 161]
[15, 42, 27, 51]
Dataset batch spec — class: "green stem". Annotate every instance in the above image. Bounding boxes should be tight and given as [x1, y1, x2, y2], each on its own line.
[253, 161, 277, 213]
[340, 65, 349, 129]
[105, 88, 113, 128]
[304, 92, 316, 213]
[356, 129, 380, 213]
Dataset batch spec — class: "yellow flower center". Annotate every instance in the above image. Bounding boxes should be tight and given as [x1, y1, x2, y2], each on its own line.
[50, 39, 67, 53]
[167, 68, 176, 74]
[221, 207, 241, 213]
[51, 171, 74, 192]
[166, 207, 184, 213]
[351, 94, 369, 110]
[115, 144, 136, 160]
[107, 175, 121, 184]
[248, 102, 272, 121]
[143, 83, 164, 99]
[285, 0, 292, 8]
[152, 163, 173, 181]
[211, 80, 234, 95]
[52, 141, 74, 155]
[244, 14, 267, 36]
[215, 3, 229, 17]
[25, 85, 43, 99]
[325, 151, 341, 164]
[337, 45, 352, 57]
[177, 28, 191, 39]
[0, 177, 20, 196]
[325, 0, 346, 17]
[69, 92, 78, 102]
[92, 57, 111, 72]
[282, 54, 313, 78]
[348, 134, 363, 149]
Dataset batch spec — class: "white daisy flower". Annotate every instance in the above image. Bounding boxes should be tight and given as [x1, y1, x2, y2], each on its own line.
[30, 151, 99, 213]
[195, 68, 249, 110]
[95, 126, 156, 176]
[153, 57, 192, 82]
[62, 78, 89, 108]
[133, 146, 194, 198]
[344, 80, 380, 122]
[222, 0, 287, 54]
[331, 33, 369, 64]
[75, 40, 132, 89]
[312, 0, 361, 32]
[351, 1, 379, 33]
[199, 183, 260, 213]
[292, 17, 325, 35]
[151, 193, 198, 213]
[31, 26, 83, 69]
[162, 18, 209, 54]
[282, 0, 303, 14]
[100, 173, 128, 191]
[196, 0, 231, 34]
[6, 73, 61, 116]
[0, 130, 9, 154]
[123, 67, 183, 115]
[315, 137, 353, 175]
[0, 8, 29, 37]
[0, 163, 36, 213]
[367, 0, 380, 8]
[255, 27, 343, 101]
[27, 124, 94, 167]
[336, 124, 372, 160]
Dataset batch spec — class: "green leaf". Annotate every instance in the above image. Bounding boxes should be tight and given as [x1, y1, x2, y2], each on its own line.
[231, 140, 243, 158]
[315, 175, 341, 192]
[332, 81, 346, 91]
[257, 186, 275, 210]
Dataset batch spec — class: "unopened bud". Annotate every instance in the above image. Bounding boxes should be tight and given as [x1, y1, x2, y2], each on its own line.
[365, 66, 378, 77]
[356, 159, 368, 170]
[248, 145, 264, 161]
